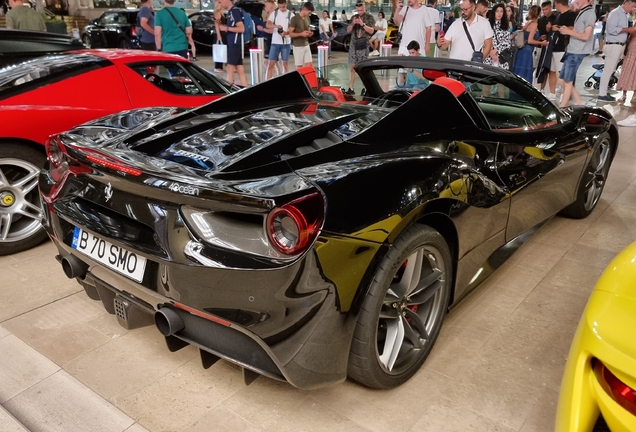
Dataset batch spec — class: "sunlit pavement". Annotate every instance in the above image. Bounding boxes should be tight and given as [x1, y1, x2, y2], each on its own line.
[1, 51, 635, 432]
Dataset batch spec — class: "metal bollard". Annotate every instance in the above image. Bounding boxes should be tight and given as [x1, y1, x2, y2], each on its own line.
[317, 44, 329, 80]
[380, 43, 392, 76]
[257, 37, 265, 52]
[249, 48, 264, 85]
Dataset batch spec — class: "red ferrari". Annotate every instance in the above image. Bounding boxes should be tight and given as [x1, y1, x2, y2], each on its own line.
[0, 49, 235, 254]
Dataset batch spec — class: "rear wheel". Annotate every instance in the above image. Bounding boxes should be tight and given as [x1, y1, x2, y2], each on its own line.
[348, 225, 451, 389]
[561, 132, 613, 219]
[119, 38, 132, 49]
[0, 145, 48, 255]
[82, 34, 91, 48]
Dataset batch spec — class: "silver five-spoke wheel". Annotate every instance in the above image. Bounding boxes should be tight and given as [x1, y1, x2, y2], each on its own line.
[348, 225, 451, 389]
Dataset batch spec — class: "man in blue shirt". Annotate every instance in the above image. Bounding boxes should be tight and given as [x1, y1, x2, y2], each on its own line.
[137, 0, 156, 50]
[397, 40, 429, 89]
[216, 0, 249, 86]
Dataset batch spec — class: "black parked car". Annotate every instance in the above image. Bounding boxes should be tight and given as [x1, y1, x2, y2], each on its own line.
[0, 29, 85, 68]
[40, 58, 617, 390]
[81, 9, 140, 49]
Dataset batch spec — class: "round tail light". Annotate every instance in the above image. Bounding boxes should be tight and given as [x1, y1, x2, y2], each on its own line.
[266, 192, 324, 256]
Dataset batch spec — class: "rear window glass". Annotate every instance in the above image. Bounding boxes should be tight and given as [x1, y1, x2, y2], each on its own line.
[0, 54, 110, 100]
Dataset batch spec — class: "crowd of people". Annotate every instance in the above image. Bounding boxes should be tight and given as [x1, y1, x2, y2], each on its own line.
[7, 0, 635, 111]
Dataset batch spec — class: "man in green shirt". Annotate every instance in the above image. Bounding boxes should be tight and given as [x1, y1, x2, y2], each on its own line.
[289, 2, 314, 68]
[6, 0, 46, 32]
[154, 0, 191, 58]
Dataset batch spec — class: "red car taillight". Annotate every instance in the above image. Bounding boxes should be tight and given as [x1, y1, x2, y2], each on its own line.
[594, 359, 636, 416]
[46, 136, 66, 169]
[266, 192, 324, 256]
[131, 26, 137, 37]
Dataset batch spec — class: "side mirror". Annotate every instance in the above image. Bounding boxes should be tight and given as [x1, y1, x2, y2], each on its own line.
[577, 114, 608, 135]
[91, 19, 98, 25]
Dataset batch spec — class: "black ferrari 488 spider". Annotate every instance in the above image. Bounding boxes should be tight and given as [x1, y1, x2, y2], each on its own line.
[39, 57, 618, 390]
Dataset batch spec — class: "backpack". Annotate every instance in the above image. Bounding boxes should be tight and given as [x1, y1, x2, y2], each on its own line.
[241, 9, 255, 44]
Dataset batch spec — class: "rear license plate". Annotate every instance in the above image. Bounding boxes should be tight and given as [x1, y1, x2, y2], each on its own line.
[71, 227, 147, 283]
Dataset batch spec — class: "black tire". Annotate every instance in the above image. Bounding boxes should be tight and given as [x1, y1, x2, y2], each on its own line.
[82, 34, 91, 49]
[593, 82, 600, 90]
[584, 81, 592, 88]
[342, 35, 351, 52]
[348, 225, 452, 389]
[561, 132, 613, 219]
[0, 145, 48, 255]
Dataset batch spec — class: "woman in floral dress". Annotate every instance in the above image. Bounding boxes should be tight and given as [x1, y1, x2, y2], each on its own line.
[485, 3, 512, 70]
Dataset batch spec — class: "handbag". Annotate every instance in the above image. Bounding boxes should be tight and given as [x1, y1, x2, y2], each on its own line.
[213, 41, 227, 63]
[394, 6, 409, 46]
[462, 20, 482, 63]
[354, 36, 368, 50]
[514, 30, 525, 49]
[499, 48, 513, 64]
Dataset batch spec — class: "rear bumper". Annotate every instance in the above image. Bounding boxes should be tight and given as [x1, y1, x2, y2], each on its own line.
[48, 232, 357, 389]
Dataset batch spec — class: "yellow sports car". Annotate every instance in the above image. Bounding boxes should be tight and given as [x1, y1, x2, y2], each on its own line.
[556, 242, 636, 431]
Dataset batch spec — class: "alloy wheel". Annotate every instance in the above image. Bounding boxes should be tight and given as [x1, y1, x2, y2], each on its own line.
[376, 245, 447, 375]
[0, 158, 44, 243]
[583, 139, 611, 212]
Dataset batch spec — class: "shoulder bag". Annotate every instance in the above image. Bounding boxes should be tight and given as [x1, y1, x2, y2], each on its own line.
[165, 7, 187, 35]
[462, 19, 483, 62]
[395, 6, 409, 46]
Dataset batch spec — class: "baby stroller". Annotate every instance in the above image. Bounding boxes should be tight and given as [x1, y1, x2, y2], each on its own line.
[584, 57, 623, 90]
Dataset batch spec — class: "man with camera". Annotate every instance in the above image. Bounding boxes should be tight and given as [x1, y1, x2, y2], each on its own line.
[266, 0, 294, 80]
[394, 0, 433, 56]
[346, 1, 376, 95]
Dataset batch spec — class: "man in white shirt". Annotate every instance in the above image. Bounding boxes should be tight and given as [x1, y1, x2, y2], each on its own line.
[425, 0, 441, 57]
[266, 0, 294, 79]
[437, 0, 493, 61]
[394, 0, 432, 55]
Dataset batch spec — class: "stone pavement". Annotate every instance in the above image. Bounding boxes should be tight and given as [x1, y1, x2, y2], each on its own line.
[0, 50, 634, 432]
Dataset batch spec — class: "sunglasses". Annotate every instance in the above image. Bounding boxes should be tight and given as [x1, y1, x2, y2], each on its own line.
[460, 6, 473, 11]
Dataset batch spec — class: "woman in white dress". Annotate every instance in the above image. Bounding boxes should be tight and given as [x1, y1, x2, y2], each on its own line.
[369, 11, 388, 55]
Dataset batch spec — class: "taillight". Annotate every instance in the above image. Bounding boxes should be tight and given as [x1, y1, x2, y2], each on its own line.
[83, 151, 142, 176]
[594, 359, 636, 416]
[131, 26, 137, 37]
[266, 192, 324, 255]
[46, 136, 66, 169]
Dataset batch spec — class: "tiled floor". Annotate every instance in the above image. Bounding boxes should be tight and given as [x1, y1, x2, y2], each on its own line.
[1, 52, 636, 432]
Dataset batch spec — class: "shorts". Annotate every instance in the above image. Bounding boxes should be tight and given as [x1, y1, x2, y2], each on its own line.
[371, 31, 386, 41]
[269, 43, 291, 62]
[348, 44, 369, 65]
[227, 44, 243, 66]
[426, 42, 436, 58]
[293, 44, 312, 66]
[550, 51, 565, 73]
[559, 52, 587, 83]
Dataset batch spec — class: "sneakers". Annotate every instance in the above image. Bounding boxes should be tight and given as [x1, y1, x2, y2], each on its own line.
[345, 88, 355, 95]
[598, 94, 617, 102]
[618, 115, 636, 127]
[370, 50, 380, 56]
[547, 93, 557, 100]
